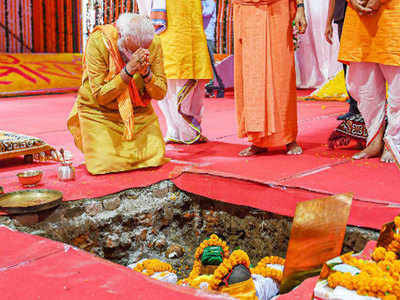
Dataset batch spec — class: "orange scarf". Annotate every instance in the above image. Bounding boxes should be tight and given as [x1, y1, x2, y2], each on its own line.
[85, 24, 149, 140]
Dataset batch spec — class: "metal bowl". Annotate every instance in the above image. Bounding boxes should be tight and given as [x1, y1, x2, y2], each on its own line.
[16, 170, 43, 187]
[0, 189, 63, 215]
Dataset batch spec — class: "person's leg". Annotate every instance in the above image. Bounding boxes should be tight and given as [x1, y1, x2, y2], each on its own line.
[206, 39, 225, 97]
[347, 62, 387, 160]
[336, 20, 360, 120]
[380, 64, 400, 163]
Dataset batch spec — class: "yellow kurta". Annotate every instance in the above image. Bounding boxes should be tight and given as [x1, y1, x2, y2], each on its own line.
[338, 0, 400, 66]
[67, 30, 169, 175]
[158, 0, 212, 79]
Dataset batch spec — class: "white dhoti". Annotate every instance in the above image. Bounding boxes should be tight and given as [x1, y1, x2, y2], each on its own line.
[158, 79, 207, 144]
[347, 62, 400, 147]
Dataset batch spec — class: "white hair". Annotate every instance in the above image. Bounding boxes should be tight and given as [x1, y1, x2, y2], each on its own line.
[116, 13, 155, 49]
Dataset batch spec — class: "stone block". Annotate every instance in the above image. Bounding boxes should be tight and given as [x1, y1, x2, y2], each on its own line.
[103, 197, 121, 211]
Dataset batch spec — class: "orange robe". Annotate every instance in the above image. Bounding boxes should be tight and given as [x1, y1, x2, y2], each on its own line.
[338, 0, 400, 66]
[234, 0, 298, 148]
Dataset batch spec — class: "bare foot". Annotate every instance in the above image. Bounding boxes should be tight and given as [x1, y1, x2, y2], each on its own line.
[239, 145, 268, 157]
[352, 126, 384, 160]
[194, 135, 208, 144]
[286, 141, 303, 155]
[380, 148, 395, 163]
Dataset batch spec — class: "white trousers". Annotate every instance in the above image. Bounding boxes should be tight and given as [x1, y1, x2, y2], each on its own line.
[157, 79, 207, 144]
[347, 62, 400, 146]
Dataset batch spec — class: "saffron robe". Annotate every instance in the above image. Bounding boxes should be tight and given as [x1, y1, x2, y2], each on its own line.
[234, 0, 298, 148]
[67, 27, 168, 175]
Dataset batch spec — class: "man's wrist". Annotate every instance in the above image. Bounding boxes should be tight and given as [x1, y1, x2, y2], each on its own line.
[124, 66, 134, 78]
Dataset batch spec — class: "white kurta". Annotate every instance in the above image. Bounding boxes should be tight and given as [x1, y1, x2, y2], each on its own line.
[295, 0, 342, 89]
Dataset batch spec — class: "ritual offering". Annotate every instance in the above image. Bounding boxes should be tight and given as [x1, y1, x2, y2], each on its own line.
[0, 189, 63, 215]
[57, 150, 75, 181]
[179, 234, 230, 289]
[16, 170, 43, 187]
[130, 259, 178, 284]
[313, 216, 400, 300]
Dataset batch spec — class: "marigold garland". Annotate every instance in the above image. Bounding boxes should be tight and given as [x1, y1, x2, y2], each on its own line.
[208, 249, 251, 291]
[326, 251, 400, 299]
[250, 256, 285, 283]
[133, 259, 176, 276]
[183, 234, 230, 286]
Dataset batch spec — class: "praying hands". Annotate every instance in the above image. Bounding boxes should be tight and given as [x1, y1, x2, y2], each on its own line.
[350, 0, 381, 15]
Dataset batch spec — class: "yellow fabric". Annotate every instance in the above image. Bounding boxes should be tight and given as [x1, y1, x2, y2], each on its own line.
[305, 71, 349, 102]
[339, 0, 400, 66]
[67, 30, 168, 175]
[190, 275, 213, 288]
[158, 0, 212, 79]
[219, 278, 259, 300]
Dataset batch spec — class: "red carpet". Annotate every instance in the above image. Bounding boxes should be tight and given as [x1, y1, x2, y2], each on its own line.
[0, 227, 228, 300]
[0, 225, 377, 300]
[1, 92, 399, 229]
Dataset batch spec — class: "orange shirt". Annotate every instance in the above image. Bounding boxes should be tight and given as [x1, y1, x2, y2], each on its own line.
[338, 0, 400, 66]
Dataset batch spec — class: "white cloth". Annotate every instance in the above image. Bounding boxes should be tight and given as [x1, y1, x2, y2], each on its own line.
[252, 274, 280, 300]
[136, 0, 167, 34]
[347, 62, 400, 145]
[295, 0, 342, 89]
[158, 79, 207, 144]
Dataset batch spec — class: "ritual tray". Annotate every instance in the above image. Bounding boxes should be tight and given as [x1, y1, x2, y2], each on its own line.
[0, 189, 63, 215]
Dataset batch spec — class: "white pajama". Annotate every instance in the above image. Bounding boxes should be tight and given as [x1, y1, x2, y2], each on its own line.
[347, 62, 400, 146]
[158, 79, 207, 144]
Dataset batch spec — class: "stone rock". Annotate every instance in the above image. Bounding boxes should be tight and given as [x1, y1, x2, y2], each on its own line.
[103, 197, 121, 211]
[85, 202, 103, 216]
[155, 238, 167, 250]
[138, 229, 148, 241]
[165, 244, 185, 259]
[104, 233, 120, 248]
[152, 187, 169, 198]
[119, 232, 132, 247]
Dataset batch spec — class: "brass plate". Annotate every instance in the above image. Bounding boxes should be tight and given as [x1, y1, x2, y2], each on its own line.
[0, 189, 63, 215]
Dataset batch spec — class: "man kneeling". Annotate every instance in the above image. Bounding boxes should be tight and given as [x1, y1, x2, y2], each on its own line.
[68, 13, 168, 175]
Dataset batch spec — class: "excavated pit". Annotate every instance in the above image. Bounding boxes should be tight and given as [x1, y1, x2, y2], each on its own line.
[0, 180, 379, 278]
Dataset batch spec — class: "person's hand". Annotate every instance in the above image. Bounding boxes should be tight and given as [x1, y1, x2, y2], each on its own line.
[325, 21, 333, 44]
[126, 48, 150, 75]
[295, 7, 307, 34]
[365, 0, 381, 13]
[350, 0, 373, 15]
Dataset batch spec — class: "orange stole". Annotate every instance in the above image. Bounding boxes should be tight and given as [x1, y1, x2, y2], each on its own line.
[86, 25, 149, 140]
[233, 0, 298, 148]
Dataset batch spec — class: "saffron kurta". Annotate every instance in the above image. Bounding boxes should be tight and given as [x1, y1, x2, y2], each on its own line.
[234, 0, 298, 148]
[67, 29, 168, 175]
[158, 0, 212, 79]
[338, 0, 400, 66]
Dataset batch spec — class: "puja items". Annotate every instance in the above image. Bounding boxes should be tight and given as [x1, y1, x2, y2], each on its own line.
[313, 216, 400, 300]
[16, 170, 43, 187]
[57, 149, 75, 181]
